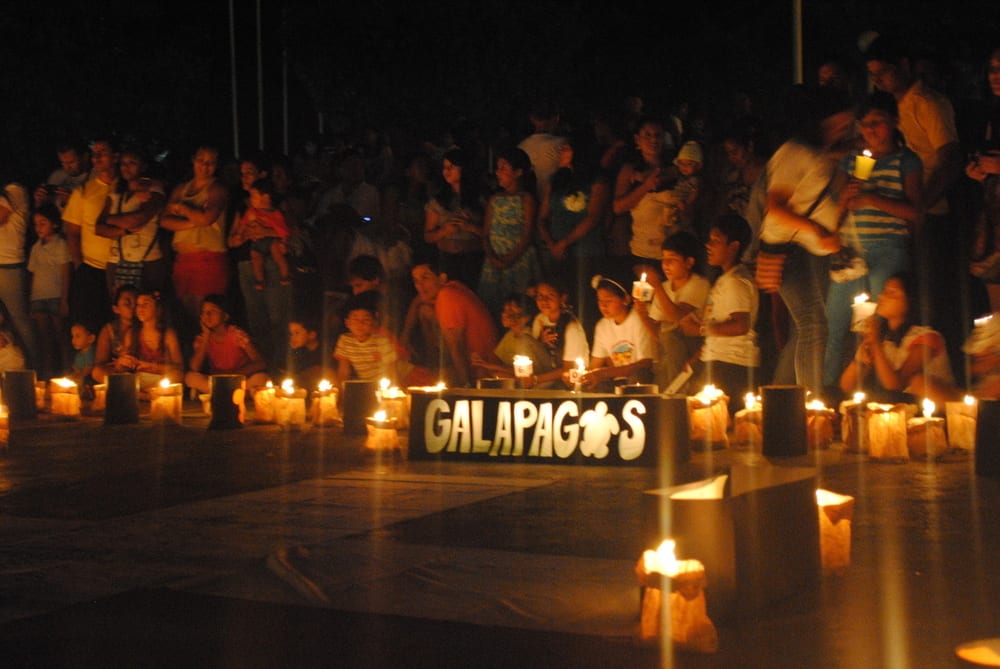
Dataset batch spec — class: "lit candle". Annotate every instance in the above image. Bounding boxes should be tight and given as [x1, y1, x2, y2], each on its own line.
[636, 539, 717, 652]
[854, 149, 876, 180]
[866, 402, 908, 462]
[816, 489, 854, 574]
[806, 399, 836, 450]
[512, 355, 533, 387]
[379, 383, 409, 429]
[839, 392, 868, 453]
[732, 392, 762, 449]
[149, 377, 182, 423]
[632, 272, 653, 302]
[310, 379, 341, 427]
[365, 409, 400, 450]
[274, 378, 307, 429]
[851, 293, 876, 332]
[945, 394, 978, 450]
[907, 398, 947, 459]
[253, 381, 276, 423]
[49, 378, 81, 418]
[687, 384, 729, 450]
[569, 357, 587, 392]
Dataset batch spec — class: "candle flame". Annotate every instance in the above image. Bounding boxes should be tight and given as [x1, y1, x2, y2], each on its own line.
[281, 378, 295, 393]
[696, 384, 723, 405]
[265, 380, 273, 389]
[964, 394, 976, 406]
[512, 355, 532, 366]
[373, 409, 387, 422]
[575, 357, 586, 371]
[159, 377, 171, 389]
[744, 392, 758, 410]
[380, 377, 390, 391]
[318, 379, 332, 392]
[853, 293, 870, 305]
[975, 314, 993, 327]
[640, 272, 647, 283]
[853, 391, 866, 403]
[816, 488, 852, 507]
[52, 377, 76, 389]
[862, 149, 873, 158]
[922, 398, 935, 418]
[806, 399, 827, 411]
[642, 539, 679, 576]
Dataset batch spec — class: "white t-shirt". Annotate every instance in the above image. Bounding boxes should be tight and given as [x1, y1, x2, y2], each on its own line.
[649, 274, 711, 335]
[0, 183, 28, 265]
[701, 264, 759, 367]
[28, 236, 70, 300]
[531, 312, 590, 363]
[592, 308, 657, 367]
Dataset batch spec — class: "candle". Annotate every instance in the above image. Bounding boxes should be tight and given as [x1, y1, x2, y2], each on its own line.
[851, 293, 876, 332]
[636, 539, 717, 653]
[839, 392, 868, 453]
[92, 384, 107, 413]
[687, 385, 729, 451]
[816, 489, 854, 574]
[253, 381, 276, 423]
[365, 409, 400, 450]
[512, 355, 533, 387]
[806, 399, 836, 450]
[867, 402, 908, 462]
[311, 379, 341, 427]
[945, 395, 978, 450]
[0, 404, 8, 449]
[732, 392, 762, 449]
[854, 149, 876, 180]
[569, 357, 587, 392]
[274, 378, 307, 429]
[149, 377, 183, 423]
[49, 377, 81, 418]
[34, 381, 47, 412]
[907, 398, 947, 459]
[379, 384, 410, 430]
[632, 272, 654, 302]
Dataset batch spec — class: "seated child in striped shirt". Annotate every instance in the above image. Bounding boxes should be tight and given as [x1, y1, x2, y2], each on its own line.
[333, 290, 399, 387]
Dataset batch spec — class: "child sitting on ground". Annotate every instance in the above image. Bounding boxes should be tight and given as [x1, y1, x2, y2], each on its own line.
[185, 293, 270, 394]
[68, 321, 98, 397]
[333, 290, 399, 386]
[679, 214, 759, 405]
[471, 292, 557, 387]
[285, 313, 326, 392]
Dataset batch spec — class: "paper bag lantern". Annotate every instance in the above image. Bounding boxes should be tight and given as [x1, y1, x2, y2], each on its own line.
[687, 385, 729, 451]
[806, 400, 835, 451]
[641, 465, 821, 620]
[732, 393, 762, 449]
[866, 402, 908, 462]
[907, 399, 947, 460]
[816, 489, 854, 574]
[274, 379, 307, 429]
[49, 378, 81, 419]
[365, 410, 400, 451]
[253, 382, 276, 423]
[310, 380, 341, 427]
[149, 379, 182, 423]
[946, 396, 978, 451]
[839, 394, 869, 453]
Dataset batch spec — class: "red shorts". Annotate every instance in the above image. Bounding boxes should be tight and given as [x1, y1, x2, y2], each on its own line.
[172, 251, 230, 298]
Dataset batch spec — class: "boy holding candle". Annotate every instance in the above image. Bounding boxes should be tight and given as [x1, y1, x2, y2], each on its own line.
[471, 292, 557, 387]
[679, 214, 759, 408]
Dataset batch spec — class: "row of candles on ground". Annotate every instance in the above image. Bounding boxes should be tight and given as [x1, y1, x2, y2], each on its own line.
[689, 382, 979, 460]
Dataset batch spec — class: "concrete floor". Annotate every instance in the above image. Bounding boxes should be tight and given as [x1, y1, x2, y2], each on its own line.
[0, 402, 998, 668]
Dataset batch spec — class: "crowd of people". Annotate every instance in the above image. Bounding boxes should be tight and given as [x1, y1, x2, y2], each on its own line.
[2, 34, 1000, 413]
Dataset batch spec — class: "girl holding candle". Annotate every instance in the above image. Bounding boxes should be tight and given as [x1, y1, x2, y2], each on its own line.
[530, 278, 591, 388]
[130, 290, 184, 392]
[822, 92, 923, 390]
[838, 272, 959, 407]
[471, 292, 556, 387]
[582, 275, 656, 391]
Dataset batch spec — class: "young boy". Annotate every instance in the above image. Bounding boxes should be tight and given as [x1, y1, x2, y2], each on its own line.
[471, 292, 557, 387]
[286, 313, 325, 392]
[333, 290, 399, 386]
[68, 321, 98, 397]
[243, 177, 291, 289]
[635, 230, 711, 388]
[679, 214, 759, 405]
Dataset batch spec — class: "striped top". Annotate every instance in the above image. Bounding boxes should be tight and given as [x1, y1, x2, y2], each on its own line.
[839, 147, 922, 242]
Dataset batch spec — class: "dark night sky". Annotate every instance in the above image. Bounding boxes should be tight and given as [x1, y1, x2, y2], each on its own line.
[2, 0, 998, 183]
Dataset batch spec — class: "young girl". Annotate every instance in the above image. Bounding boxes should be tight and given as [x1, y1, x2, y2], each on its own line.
[581, 275, 656, 391]
[229, 177, 291, 290]
[634, 230, 711, 388]
[185, 294, 270, 394]
[838, 271, 959, 407]
[530, 278, 590, 387]
[130, 290, 184, 391]
[27, 203, 71, 379]
[477, 147, 541, 322]
[823, 91, 923, 388]
[92, 284, 139, 383]
[471, 292, 556, 387]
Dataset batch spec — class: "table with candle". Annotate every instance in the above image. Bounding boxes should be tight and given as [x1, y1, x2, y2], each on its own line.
[310, 380, 341, 427]
[687, 385, 729, 451]
[732, 392, 762, 449]
[838, 392, 869, 453]
[274, 379, 307, 429]
[253, 381, 276, 423]
[806, 399, 836, 450]
[365, 410, 400, 451]
[867, 402, 909, 462]
[49, 378, 81, 419]
[149, 378, 183, 423]
[945, 395, 978, 451]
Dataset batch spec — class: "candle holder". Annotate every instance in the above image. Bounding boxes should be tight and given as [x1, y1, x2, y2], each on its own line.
[907, 399, 947, 460]
[687, 385, 729, 451]
[732, 393, 762, 449]
[199, 393, 212, 416]
[253, 382, 276, 423]
[3, 370, 37, 421]
[208, 374, 245, 430]
[274, 380, 307, 430]
[853, 150, 876, 180]
[569, 357, 587, 393]
[34, 381, 47, 412]
[342, 379, 379, 435]
[49, 378, 82, 420]
[91, 384, 107, 414]
[866, 402, 908, 462]
[945, 396, 978, 451]
[816, 489, 854, 575]
[105, 373, 140, 425]
[0, 404, 9, 449]
[512, 355, 533, 389]
[761, 385, 807, 457]
[379, 385, 410, 430]
[632, 272, 654, 303]
[635, 540, 718, 653]
[806, 400, 836, 450]
[365, 411, 400, 451]
[149, 379, 183, 424]
[310, 380, 341, 427]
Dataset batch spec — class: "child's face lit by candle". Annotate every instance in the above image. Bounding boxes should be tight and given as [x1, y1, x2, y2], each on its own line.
[596, 287, 629, 323]
[533, 283, 565, 321]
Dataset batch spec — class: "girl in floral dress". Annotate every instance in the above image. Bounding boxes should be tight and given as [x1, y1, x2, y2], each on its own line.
[477, 147, 540, 323]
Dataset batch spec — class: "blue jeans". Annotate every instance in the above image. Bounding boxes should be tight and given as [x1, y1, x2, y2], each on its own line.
[823, 238, 910, 387]
[773, 245, 828, 393]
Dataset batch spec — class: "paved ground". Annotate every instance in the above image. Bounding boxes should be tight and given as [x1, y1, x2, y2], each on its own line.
[0, 401, 998, 668]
